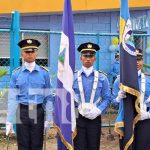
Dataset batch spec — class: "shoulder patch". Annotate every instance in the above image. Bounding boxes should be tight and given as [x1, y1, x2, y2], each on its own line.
[40, 66, 49, 72]
[13, 66, 21, 73]
[144, 72, 150, 76]
[98, 70, 107, 76]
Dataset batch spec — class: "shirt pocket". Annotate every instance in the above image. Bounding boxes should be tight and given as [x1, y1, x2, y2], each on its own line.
[16, 79, 26, 88]
[96, 82, 102, 96]
[31, 80, 45, 88]
[16, 79, 27, 94]
[29, 81, 45, 95]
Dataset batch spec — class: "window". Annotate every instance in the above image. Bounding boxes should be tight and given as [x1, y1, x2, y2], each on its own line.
[133, 31, 146, 51]
[0, 31, 49, 67]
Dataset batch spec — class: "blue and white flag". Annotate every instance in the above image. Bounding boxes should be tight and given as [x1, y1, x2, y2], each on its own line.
[114, 0, 140, 150]
[54, 0, 76, 149]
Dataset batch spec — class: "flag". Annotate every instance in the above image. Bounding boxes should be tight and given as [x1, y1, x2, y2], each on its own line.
[114, 0, 140, 149]
[54, 0, 76, 149]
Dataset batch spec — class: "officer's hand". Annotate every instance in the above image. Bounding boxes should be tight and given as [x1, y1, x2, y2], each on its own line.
[85, 107, 101, 120]
[145, 96, 150, 104]
[6, 122, 14, 136]
[44, 120, 53, 131]
[78, 103, 93, 117]
[140, 110, 150, 120]
[116, 90, 126, 103]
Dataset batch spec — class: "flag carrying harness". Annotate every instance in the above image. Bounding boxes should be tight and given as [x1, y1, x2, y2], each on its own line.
[140, 72, 146, 111]
[77, 70, 99, 104]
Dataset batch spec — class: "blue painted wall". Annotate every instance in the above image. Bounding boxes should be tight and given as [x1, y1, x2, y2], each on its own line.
[21, 12, 113, 75]
[0, 10, 150, 86]
[19, 10, 150, 72]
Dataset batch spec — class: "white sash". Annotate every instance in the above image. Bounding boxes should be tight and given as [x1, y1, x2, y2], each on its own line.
[77, 70, 99, 104]
[140, 73, 146, 111]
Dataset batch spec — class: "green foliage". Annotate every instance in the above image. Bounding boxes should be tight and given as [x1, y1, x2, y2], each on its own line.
[0, 70, 7, 77]
[0, 69, 8, 99]
[0, 87, 9, 98]
[143, 63, 150, 69]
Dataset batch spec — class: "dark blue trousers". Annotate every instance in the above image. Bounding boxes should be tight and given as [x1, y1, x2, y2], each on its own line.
[119, 119, 150, 150]
[134, 119, 150, 150]
[16, 104, 44, 150]
[74, 114, 101, 150]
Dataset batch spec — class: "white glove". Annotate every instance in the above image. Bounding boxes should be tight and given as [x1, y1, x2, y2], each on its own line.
[140, 110, 150, 121]
[84, 107, 101, 120]
[116, 90, 126, 103]
[145, 96, 150, 104]
[6, 122, 14, 136]
[44, 120, 53, 131]
[78, 103, 94, 117]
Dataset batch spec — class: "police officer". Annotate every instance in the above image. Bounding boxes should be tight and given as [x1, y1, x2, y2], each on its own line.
[112, 49, 150, 150]
[73, 42, 111, 150]
[110, 51, 120, 83]
[6, 39, 53, 150]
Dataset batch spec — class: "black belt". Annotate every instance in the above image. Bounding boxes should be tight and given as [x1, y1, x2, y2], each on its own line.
[19, 103, 43, 110]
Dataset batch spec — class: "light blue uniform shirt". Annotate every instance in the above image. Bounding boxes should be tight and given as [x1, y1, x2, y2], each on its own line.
[7, 65, 53, 123]
[73, 68, 111, 113]
[112, 73, 150, 124]
[138, 74, 150, 107]
[110, 60, 120, 78]
[111, 76, 124, 124]
[111, 76, 120, 106]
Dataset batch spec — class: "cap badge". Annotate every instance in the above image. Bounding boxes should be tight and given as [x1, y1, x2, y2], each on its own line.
[27, 39, 32, 44]
[87, 44, 92, 49]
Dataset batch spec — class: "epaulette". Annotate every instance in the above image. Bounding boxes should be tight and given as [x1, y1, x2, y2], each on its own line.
[98, 70, 107, 76]
[13, 66, 21, 73]
[144, 72, 150, 76]
[40, 66, 49, 72]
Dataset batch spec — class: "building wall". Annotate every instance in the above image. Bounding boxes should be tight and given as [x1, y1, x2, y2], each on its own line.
[0, 10, 150, 86]
[21, 12, 113, 74]
[1, 0, 150, 14]
[19, 10, 150, 72]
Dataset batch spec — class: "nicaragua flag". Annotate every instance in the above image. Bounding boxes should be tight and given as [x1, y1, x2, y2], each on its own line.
[114, 0, 140, 150]
[54, 0, 76, 149]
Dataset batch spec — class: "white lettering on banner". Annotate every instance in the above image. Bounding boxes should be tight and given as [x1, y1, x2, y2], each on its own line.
[117, 15, 149, 30]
